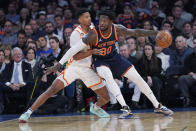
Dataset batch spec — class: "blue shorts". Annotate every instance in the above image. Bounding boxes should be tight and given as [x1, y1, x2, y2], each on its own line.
[93, 53, 133, 78]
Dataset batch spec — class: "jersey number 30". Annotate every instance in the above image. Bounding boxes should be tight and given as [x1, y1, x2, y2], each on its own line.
[101, 46, 112, 56]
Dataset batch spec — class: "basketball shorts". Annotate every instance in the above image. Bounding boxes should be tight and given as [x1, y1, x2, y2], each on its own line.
[93, 53, 133, 78]
[57, 65, 105, 90]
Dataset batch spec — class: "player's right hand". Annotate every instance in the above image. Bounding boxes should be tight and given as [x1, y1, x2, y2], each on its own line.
[45, 63, 62, 75]
[45, 66, 54, 75]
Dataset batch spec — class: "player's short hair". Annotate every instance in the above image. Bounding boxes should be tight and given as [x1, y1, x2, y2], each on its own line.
[76, 8, 90, 19]
[99, 9, 115, 21]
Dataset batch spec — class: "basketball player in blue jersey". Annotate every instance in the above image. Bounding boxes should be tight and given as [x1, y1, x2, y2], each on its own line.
[46, 9, 173, 117]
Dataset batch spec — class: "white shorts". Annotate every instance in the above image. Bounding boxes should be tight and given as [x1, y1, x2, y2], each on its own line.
[57, 65, 105, 90]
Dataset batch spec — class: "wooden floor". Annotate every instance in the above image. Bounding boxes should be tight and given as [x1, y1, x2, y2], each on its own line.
[0, 111, 196, 131]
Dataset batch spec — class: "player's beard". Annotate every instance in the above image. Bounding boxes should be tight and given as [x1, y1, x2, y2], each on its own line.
[100, 26, 109, 31]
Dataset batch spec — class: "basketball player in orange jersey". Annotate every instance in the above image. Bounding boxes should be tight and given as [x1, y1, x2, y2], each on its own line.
[19, 9, 112, 123]
[45, 9, 173, 118]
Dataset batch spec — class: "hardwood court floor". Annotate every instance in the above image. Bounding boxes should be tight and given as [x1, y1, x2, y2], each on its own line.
[0, 110, 196, 131]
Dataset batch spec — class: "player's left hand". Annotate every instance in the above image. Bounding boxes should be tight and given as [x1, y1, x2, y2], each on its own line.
[91, 49, 103, 55]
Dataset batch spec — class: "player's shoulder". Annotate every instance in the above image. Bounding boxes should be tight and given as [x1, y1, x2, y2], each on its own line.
[71, 27, 82, 38]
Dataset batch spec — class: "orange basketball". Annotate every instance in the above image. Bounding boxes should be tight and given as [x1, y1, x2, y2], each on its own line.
[155, 31, 172, 48]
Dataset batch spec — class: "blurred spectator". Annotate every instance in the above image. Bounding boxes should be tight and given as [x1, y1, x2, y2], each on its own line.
[155, 45, 170, 74]
[116, 2, 137, 29]
[1, 44, 12, 64]
[24, 24, 33, 38]
[166, 13, 175, 25]
[90, 2, 100, 25]
[6, 2, 19, 23]
[183, 22, 192, 39]
[25, 1, 33, 11]
[136, 43, 163, 102]
[174, 0, 193, 22]
[37, 13, 47, 31]
[136, 36, 148, 54]
[0, 47, 33, 112]
[18, 8, 30, 30]
[63, 8, 75, 28]
[62, 27, 72, 52]
[49, 36, 64, 61]
[36, 36, 53, 59]
[26, 40, 37, 53]
[0, 39, 2, 47]
[0, 9, 5, 32]
[178, 37, 196, 107]
[54, 6, 63, 16]
[117, 35, 126, 45]
[24, 47, 37, 70]
[44, 21, 60, 48]
[31, 1, 40, 19]
[166, 36, 194, 77]
[54, 15, 65, 43]
[137, 0, 150, 15]
[46, 4, 55, 24]
[150, 1, 165, 29]
[0, 20, 17, 45]
[26, 38, 33, 44]
[172, 6, 186, 31]
[0, 48, 5, 113]
[0, 49, 6, 74]
[126, 37, 142, 64]
[13, 30, 26, 52]
[187, 25, 196, 48]
[142, 20, 156, 43]
[30, 19, 45, 41]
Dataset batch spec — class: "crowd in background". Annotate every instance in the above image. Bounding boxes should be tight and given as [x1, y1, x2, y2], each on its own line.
[0, 0, 196, 114]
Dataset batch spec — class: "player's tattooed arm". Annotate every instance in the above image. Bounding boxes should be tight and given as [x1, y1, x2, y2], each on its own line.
[73, 30, 101, 60]
[45, 63, 62, 75]
[115, 24, 158, 37]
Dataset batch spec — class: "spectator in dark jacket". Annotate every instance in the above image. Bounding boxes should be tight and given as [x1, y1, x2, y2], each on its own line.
[136, 43, 162, 102]
[178, 37, 196, 107]
[166, 36, 194, 77]
[0, 47, 33, 113]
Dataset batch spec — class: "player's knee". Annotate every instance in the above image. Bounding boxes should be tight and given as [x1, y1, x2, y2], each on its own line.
[97, 66, 112, 79]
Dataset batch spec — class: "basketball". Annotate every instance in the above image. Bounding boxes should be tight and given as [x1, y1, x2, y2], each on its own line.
[155, 31, 172, 48]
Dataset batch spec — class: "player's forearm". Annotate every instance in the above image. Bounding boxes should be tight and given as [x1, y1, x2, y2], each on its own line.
[53, 63, 62, 70]
[73, 50, 92, 60]
[128, 29, 158, 37]
[59, 39, 87, 65]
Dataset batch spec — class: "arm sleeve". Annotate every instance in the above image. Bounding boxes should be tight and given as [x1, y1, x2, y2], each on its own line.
[70, 31, 81, 47]
[59, 39, 87, 65]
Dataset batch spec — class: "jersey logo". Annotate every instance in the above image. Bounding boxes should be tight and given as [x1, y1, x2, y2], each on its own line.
[99, 38, 102, 42]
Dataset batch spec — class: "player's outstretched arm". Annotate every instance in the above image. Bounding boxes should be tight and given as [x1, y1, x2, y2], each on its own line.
[46, 30, 97, 74]
[115, 24, 158, 38]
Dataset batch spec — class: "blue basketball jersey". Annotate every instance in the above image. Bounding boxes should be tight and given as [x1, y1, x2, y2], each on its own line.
[93, 24, 118, 59]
